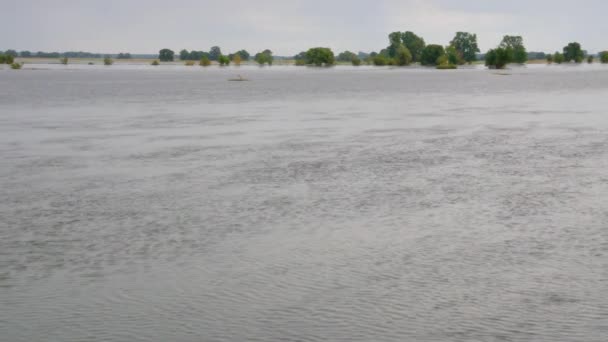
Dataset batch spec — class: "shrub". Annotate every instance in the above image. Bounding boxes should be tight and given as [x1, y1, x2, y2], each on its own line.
[553, 52, 565, 64]
[351, 56, 361, 66]
[373, 55, 388, 66]
[436, 64, 457, 70]
[436, 54, 457, 69]
[103, 57, 113, 65]
[184, 60, 195, 66]
[11, 62, 22, 70]
[601, 51, 608, 64]
[60, 57, 68, 65]
[232, 54, 242, 66]
[200, 56, 211, 66]
[151, 60, 160, 66]
[295, 59, 306, 66]
[587, 55, 594, 64]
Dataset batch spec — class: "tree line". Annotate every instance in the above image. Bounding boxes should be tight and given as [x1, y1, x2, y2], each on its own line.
[4, 37, 608, 69]
[157, 47, 274, 66]
[2, 50, 135, 59]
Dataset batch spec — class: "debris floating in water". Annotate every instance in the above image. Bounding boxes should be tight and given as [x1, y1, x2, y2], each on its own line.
[228, 74, 249, 81]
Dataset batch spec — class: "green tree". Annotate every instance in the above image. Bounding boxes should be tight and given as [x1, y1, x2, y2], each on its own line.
[235, 50, 250, 61]
[563, 42, 584, 63]
[600, 51, 608, 63]
[485, 48, 511, 69]
[500, 35, 527, 64]
[401, 31, 426, 63]
[159, 49, 174, 62]
[4, 49, 18, 58]
[200, 56, 211, 66]
[104, 57, 113, 65]
[420, 45, 445, 66]
[445, 45, 461, 65]
[587, 55, 594, 64]
[179, 49, 190, 60]
[254, 49, 273, 65]
[11, 62, 22, 69]
[218, 55, 230, 66]
[387, 32, 403, 58]
[450, 32, 479, 63]
[546, 54, 553, 64]
[337, 50, 357, 62]
[394, 44, 412, 66]
[209, 46, 222, 61]
[305, 47, 335, 66]
[553, 52, 565, 64]
[351, 56, 361, 66]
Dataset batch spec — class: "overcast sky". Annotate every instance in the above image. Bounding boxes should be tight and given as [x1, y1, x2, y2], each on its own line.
[2, 0, 607, 55]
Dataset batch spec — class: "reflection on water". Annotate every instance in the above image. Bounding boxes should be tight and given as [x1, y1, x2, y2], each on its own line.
[1, 65, 608, 342]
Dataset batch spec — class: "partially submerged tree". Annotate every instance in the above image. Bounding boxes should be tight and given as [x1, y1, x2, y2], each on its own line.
[600, 51, 608, 64]
[254, 49, 273, 65]
[401, 31, 426, 63]
[500, 35, 527, 64]
[60, 57, 68, 65]
[151, 60, 160, 66]
[563, 42, 584, 63]
[337, 51, 357, 62]
[553, 52, 565, 64]
[587, 55, 594, 64]
[179, 49, 190, 61]
[209, 46, 222, 61]
[394, 44, 412, 66]
[420, 45, 445, 66]
[159, 49, 175, 62]
[450, 32, 479, 64]
[305, 47, 335, 66]
[104, 57, 113, 65]
[351, 56, 361, 66]
[485, 48, 511, 69]
[218, 55, 230, 66]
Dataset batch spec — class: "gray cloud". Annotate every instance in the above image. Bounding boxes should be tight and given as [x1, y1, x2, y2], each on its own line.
[2, 0, 607, 55]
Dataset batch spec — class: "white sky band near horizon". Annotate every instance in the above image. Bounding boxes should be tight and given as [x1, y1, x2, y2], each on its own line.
[1, 0, 607, 55]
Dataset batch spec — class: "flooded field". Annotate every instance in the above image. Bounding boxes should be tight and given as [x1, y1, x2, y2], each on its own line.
[1, 64, 608, 341]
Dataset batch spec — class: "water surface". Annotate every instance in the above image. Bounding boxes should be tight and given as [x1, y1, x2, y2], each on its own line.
[1, 64, 608, 341]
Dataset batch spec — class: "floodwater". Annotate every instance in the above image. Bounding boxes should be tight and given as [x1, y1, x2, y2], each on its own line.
[1, 64, 608, 342]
